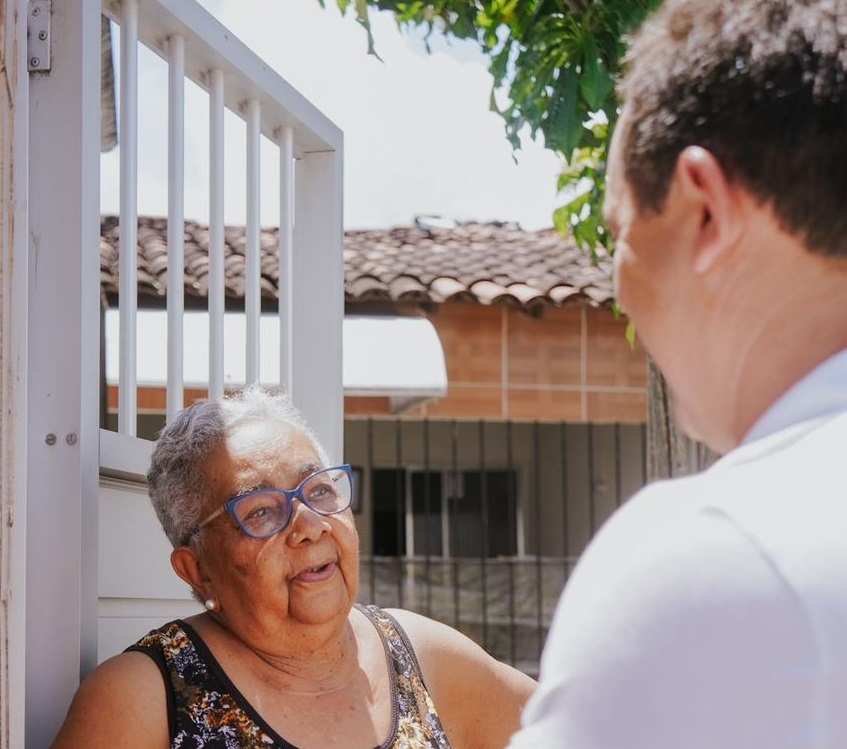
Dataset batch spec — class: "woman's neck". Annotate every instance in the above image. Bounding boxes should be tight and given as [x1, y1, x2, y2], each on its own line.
[195, 609, 364, 695]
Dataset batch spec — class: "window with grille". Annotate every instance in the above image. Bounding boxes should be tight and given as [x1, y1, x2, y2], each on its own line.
[372, 469, 518, 558]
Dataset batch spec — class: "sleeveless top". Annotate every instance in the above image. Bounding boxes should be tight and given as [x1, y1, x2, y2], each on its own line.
[127, 604, 453, 749]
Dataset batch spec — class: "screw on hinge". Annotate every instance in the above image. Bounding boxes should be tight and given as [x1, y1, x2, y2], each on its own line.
[27, 0, 51, 73]
[45, 433, 57, 445]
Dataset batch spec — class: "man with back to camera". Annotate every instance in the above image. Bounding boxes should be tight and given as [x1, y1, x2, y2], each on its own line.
[506, 0, 847, 747]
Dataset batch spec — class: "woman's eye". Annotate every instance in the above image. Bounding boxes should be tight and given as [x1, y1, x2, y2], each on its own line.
[307, 483, 337, 503]
[238, 496, 282, 524]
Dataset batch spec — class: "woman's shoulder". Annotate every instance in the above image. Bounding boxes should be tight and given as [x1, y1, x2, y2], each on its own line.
[50, 651, 169, 749]
[379, 607, 534, 689]
[379, 607, 485, 659]
[84, 649, 167, 690]
[126, 618, 192, 651]
[376, 608, 536, 749]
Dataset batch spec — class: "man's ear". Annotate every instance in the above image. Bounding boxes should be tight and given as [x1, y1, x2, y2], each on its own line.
[676, 146, 743, 275]
[171, 545, 208, 597]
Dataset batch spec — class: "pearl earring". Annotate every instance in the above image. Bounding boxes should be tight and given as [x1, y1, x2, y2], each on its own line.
[204, 598, 217, 611]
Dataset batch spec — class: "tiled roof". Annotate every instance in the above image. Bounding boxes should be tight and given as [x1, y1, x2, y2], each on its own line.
[100, 216, 614, 310]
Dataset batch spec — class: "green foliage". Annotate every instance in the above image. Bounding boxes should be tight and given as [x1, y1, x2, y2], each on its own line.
[322, 0, 662, 255]
[552, 119, 611, 260]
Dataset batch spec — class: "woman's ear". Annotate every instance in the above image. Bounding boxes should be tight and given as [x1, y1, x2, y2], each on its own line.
[171, 545, 207, 596]
[676, 146, 744, 275]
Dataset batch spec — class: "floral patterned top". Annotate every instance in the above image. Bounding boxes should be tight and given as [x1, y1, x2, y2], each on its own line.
[127, 604, 453, 749]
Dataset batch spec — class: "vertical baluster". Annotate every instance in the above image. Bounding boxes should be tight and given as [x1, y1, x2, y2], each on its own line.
[534, 422, 543, 661]
[560, 421, 570, 581]
[451, 420, 461, 630]
[245, 99, 261, 385]
[395, 420, 405, 608]
[278, 126, 294, 395]
[166, 33, 185, 421]
[208, 69, 225, 400]
[507, 420, 516, 667]
[423, 419, 432, 616]
[588, 422, 596, 535]
[614, 422, 623, 509]
[118, 0, 138, 436]
[479, 419, 489, 651]
[367, 417, 376, 605]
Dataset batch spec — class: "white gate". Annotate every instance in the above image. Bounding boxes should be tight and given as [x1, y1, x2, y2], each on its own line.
[3, 0, 344, 745]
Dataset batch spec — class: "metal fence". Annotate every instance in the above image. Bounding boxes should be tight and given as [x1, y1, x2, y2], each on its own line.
[346, 417, 648, 676]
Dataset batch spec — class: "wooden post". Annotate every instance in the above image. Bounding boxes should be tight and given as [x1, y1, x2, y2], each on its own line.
[647, 358, 719, 480]
[1, 0, 28, 745]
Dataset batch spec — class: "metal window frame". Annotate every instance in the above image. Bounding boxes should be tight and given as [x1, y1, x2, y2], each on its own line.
[403, 466, 522, 560]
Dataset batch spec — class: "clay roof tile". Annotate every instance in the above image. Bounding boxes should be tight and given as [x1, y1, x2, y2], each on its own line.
[100, 216, 614, 311]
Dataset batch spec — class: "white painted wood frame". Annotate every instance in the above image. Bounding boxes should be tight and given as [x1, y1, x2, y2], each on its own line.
[26, 0, 102, 746]
[1, 0, 31, 745]
[18, 0, 345, 743]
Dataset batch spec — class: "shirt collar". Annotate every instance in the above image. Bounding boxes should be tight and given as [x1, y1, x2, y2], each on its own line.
[742, 347, 847, 445]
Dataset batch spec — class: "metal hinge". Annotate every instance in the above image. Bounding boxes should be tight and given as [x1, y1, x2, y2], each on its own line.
[27, 0, 51, 73]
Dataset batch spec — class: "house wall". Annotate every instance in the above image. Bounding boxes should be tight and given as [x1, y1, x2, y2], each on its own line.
[344, 302, 648, 422]
[107, 302, 647, 425]
[97, 477, 200, 663]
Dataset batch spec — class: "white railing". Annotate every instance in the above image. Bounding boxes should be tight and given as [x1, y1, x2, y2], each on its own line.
[102, 0, 344, 457]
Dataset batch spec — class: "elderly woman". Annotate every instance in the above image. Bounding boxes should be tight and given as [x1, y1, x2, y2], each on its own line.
[52, 388, 536, 749]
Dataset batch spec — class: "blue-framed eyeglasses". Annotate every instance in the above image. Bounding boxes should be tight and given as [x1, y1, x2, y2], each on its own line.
[189, 464, 354, 543]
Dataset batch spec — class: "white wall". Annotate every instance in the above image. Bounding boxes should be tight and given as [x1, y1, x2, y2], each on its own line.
[97, 478, 200, 662]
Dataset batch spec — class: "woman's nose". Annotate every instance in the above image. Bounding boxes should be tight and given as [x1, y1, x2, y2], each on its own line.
[285, 499, 331, 545]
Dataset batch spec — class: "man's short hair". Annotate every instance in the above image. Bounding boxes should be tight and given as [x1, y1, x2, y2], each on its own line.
[618, 0, 847, 258]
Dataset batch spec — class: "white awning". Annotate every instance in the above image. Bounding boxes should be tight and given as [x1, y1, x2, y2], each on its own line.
[104, 310, 448, 411]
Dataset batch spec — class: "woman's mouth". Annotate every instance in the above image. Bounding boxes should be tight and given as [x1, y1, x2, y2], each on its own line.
[294, 562, 337, 583]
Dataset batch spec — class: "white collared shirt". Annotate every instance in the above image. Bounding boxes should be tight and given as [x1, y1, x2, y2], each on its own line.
[509, 349, 847, 749]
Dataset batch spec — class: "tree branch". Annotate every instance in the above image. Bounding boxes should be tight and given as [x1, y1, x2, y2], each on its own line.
[562, 0, 591, 17]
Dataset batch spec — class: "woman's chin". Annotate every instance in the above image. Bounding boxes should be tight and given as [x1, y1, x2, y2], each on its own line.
[287, 583, 355, 626]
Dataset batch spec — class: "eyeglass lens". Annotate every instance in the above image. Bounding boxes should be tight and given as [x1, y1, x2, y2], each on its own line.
[233, 467, 352, 538]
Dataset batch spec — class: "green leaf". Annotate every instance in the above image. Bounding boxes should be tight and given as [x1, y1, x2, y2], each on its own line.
[489, 45, 511, 87]
[552, 205, 570, 235]
[545, 66, 584, 156]
[313, 0, 632, 265]
[353, 0, 384, 60]
[625, 320, 637, 349]
[579, 35, 613, 111]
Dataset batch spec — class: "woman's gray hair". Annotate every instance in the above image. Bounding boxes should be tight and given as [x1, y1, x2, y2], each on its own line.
[147, 386, 330, 548]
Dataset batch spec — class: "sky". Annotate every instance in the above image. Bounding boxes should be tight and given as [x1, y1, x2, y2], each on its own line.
[99, 0, 565, 230]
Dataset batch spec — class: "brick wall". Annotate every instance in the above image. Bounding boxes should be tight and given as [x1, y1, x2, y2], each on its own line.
[345, 302, 647, 422]
[108, 302, 648, 425]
